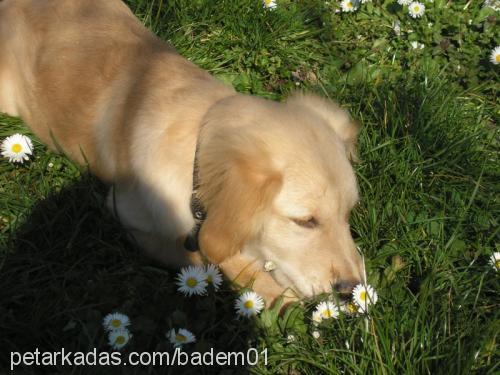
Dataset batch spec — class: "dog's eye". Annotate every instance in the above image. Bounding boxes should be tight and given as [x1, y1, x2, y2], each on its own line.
[292, 217, 318, 229]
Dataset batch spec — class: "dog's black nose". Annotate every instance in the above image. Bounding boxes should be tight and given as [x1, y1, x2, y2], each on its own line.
[334, 280, 359, 295]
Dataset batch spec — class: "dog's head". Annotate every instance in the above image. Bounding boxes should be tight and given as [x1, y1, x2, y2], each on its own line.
[197, 93, 363, 300]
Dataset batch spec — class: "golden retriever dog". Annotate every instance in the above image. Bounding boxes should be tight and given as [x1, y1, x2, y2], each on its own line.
[0, 0, 364, 305]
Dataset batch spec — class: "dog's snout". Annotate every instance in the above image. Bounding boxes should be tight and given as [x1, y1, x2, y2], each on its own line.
[333, 280, 359, 295]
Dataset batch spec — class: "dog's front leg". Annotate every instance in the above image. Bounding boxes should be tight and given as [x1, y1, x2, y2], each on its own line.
[128, 229, 203, 267]
[106, 183, 202, 267]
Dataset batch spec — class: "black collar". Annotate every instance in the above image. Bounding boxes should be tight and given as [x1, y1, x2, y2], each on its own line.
[183, 140, 206, 251]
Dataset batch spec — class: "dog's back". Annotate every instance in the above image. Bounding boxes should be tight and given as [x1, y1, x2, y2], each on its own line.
[0, 0, 231, 180]
[0, 0, 161, 172]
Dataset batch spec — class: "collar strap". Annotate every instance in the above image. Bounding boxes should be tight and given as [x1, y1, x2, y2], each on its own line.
[184, 138, 207, 252]
[183, 94, 236, 251]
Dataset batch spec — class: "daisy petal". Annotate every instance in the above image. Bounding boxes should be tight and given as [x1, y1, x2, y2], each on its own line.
[490, 46, 500, 65]
[204, 264, 223, 291]
[176, 266, 208, 296]
[103, 312, 131, 332]
[352, 284, 378, 313]
[235, 291, 265, 317]
[489, 252, 500, 271]
[167, 328, 196, 348]
[263, 0, 277, 9]
[1, 134, 34, 164]
[340, 0, 359, 12]
[314, 301, 339, 320]
[108, 328, 132, 350]
[408, 2, 425, 18]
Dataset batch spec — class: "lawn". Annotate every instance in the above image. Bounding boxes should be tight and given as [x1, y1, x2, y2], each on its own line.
[0, 0, 498, 374]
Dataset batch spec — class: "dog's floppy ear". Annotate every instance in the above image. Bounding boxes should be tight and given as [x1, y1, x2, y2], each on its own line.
[288, 93, 360, 162]
[197, 130, 282, 264]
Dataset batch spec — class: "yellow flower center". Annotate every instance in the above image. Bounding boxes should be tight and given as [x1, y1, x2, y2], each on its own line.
[111, 319, 121, 328]
[206, 275, 213, 283]
[186, 277, 198, 288]
[495, 260, 500, 269]
[359, 291, 367, 302]
[495, 55, 500, 63]
[322, 309, 332, 318]
[115, 336, 126, 345]
[244, 300, 254, 309]
[175, 334, 187, 342]
[414, 5, 420, 12]
[11, 144, 22, 153]
[265, 0, 271, 4]
[347, 302, 358, 313]
[347, 2, 353, 8]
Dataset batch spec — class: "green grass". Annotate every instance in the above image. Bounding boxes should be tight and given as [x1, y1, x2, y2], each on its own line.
[0, 0, 498, 374]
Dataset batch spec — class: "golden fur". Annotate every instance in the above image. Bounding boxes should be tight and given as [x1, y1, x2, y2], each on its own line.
[0, 0, 364, 305]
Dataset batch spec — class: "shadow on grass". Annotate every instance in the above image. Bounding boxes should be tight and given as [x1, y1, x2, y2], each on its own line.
[0, 175, 256, 375]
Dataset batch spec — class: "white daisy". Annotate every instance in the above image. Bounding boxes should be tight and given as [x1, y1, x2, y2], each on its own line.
[176, 266, 208, 296]
[1, 134, 34, 163]
[263, 260, 277, 272]
[340, 0, 358, 12]
[397, 0, 412, 5]
[263, 0, 277, 9]
[410, 41, 425, 49]
[204, 264, 223, 291]
[108, 328, 131, 350]
[235, 291, 265, 317]
[483, 0, 500, 11]
[167, 328, 196, 348]
[315, 301, 340, 320]
[312, 330, 321, 339]
[340, 300, 360, 315]
[408, 2, 425, 18]
[489, 252, 500, 271]
[352, 284, 378, 313]
[312, 310, 323, 325]
[490, 46, 500, 65]
[393, 20, 401, 36]
[103, 312, 131, 332]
